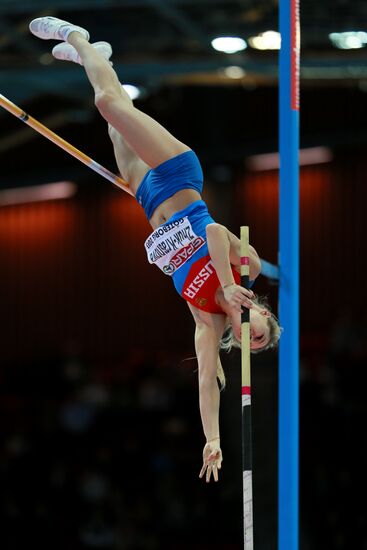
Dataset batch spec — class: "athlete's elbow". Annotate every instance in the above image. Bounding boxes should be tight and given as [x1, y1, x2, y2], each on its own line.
[249, 245, 261, 280]
[198, 367, 218, 389]
[206, 223, 225, 239]
[252, 258, 261, 279]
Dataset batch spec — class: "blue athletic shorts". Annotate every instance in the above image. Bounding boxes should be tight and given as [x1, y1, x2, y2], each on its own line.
[135, 150, 203, 220]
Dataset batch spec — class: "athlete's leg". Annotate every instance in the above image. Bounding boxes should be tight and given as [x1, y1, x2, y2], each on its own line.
[67, 32, 190, 169]
[106, 88, 150, 194]
[108, 122, 150, 195]
[52, 38, 149, 192]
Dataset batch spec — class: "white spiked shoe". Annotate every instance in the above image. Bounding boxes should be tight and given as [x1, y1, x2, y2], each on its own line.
[52, 41, 113, 65]
[29, 16, 90, 42]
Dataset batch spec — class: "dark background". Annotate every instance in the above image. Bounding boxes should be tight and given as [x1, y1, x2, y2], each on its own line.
[1, 2, 367, 549]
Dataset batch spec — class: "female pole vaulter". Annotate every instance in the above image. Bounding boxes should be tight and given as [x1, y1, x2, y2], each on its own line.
[29, 16, 281, 483]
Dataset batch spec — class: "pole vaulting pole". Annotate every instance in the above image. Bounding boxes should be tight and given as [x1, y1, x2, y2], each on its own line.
[240, 226, 253, 549]
[0, 94, 133, 196]
[278, 0, 300, 547]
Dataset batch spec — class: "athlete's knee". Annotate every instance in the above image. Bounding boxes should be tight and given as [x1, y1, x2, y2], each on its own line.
[95, 90, 116, 111]
[94, 89, 131, 117]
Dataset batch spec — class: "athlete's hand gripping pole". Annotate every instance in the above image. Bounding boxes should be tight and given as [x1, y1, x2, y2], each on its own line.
[0, 94, 133, 196]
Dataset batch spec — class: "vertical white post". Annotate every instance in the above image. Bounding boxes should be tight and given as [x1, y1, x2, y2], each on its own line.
[241, 226, 253, 549]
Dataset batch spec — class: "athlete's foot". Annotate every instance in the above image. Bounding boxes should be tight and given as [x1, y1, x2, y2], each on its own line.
[29, 16, 89, 42]
[52, 41, 113, 65]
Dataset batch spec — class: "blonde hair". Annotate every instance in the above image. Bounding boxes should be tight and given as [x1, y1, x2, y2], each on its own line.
[216, 358, 226, 390]
[220, 295, 282, 355]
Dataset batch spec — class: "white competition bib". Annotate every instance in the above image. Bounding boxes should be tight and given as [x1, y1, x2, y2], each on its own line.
[144, 217, 205, 276]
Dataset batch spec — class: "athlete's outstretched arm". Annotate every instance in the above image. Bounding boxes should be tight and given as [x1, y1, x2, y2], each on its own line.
[195, 323, 221, 440]
[188, 304, 226, 482]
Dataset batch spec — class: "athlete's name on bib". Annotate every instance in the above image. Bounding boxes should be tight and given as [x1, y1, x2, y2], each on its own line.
[144, 217, 205, 275]
[183, 259, 214, 299]
[145, 218, 186, 250]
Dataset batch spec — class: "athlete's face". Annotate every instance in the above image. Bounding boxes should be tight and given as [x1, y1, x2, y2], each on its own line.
[233, 307, 271, 351]
[249, 308, 271, 350]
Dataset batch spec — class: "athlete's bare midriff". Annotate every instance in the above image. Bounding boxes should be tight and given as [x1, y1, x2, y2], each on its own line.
[148, 188, 202, 229]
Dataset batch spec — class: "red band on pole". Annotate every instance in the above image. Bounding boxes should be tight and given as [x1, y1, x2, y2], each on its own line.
[242, 386, 251, 395]
[241, 256, 249, 265]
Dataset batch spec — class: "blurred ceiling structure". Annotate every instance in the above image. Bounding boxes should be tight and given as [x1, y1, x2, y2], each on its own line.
[1, 0, 367, 104]
[1, 0, 367, 189]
